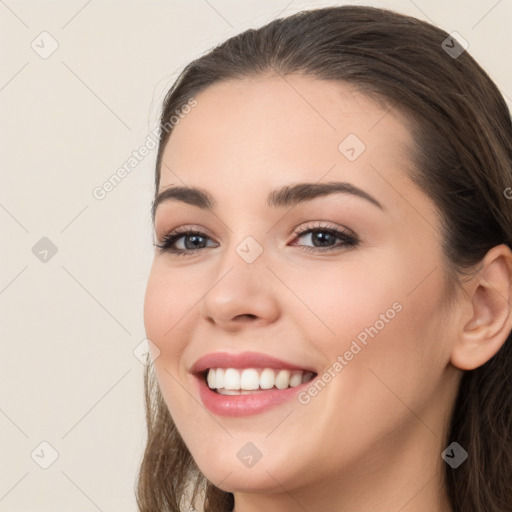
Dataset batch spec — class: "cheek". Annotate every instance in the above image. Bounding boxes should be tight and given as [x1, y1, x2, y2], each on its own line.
[276, 256, 403, 351]
[144, 262, 192, 342]
[143, 262, 207, 413]
[337, 264, 451, 413]
[295, 270, 450, 459]
[294, 251, 449, 395]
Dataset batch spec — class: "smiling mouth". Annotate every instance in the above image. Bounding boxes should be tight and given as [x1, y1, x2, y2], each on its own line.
[204, 367, 317, 395]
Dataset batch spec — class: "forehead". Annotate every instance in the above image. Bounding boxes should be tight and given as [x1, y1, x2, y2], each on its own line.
[159, 75, 417, 209]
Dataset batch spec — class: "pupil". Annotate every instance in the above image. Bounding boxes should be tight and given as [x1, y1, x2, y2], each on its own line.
[185, 235, 205, 250]
[313, 232, 333, 247]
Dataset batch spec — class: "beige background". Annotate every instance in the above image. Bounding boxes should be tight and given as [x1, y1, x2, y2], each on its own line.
[1, 0, 510, 510]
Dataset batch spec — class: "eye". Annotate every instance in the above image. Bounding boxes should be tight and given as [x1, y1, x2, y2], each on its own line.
[154, 222, 359, 256]
[290, 222, 359, 253]
[153, 228, 218, 257]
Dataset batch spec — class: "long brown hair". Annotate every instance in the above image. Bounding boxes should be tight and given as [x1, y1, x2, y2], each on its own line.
[136, 6, 512, 511]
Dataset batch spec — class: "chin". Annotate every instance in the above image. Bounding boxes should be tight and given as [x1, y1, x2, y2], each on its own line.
[203, 466, 287, 494]
[191, 446, 305, 495]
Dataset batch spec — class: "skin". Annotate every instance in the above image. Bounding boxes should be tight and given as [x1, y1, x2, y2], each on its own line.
[143, 75, 512, 512]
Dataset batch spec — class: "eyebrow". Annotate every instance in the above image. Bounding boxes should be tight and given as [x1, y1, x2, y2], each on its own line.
[151, 181, 383, 222]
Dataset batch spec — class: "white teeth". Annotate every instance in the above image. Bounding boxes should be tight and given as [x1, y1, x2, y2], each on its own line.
[224, 368, 241, 390]
[205, 367, 315, 392]
[275, 370, 291, 389]
[240, 369, 260, 390]
[214, 368, 224, 389]
[289, 371, 303, 387]
[259, 368, 275, 389]
[217, 388, 258, 396]
[207, 369, 216, 389]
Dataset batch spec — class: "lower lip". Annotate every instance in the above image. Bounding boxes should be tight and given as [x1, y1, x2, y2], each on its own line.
[194, 373, 315, 417]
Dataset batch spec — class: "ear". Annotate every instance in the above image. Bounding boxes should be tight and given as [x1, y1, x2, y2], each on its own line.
[450, 244, 512, 371]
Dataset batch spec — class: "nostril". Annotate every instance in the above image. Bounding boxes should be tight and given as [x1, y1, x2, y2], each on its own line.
[236, 314, 257, 321]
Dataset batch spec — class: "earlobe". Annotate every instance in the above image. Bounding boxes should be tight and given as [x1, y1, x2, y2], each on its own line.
[450, 244, 512, 371]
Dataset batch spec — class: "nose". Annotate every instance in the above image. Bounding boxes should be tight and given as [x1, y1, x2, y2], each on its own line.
[200, 250, 281, 332]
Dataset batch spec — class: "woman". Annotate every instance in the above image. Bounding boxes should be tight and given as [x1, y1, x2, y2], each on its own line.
[137, 5, 512, 511]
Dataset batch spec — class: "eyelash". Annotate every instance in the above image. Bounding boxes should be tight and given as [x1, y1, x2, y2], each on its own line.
[153, 223, 359, 257]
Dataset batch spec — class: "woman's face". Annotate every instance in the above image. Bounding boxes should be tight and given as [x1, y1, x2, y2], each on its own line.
[144, 76, 461, 501]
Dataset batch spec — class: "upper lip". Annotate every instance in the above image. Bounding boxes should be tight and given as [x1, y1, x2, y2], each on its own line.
[190, 351, 318, 374]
